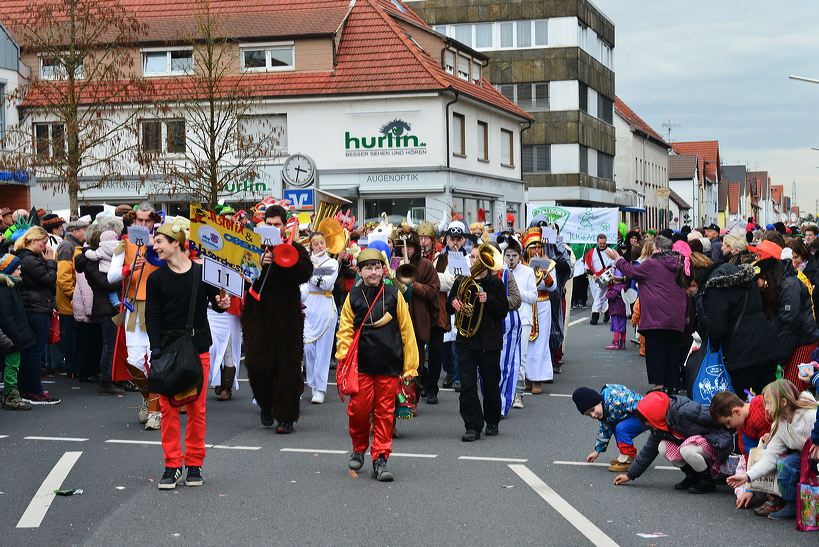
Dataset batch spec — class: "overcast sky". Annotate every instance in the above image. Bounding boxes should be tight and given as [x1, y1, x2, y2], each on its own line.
[594, 0, 819, 212]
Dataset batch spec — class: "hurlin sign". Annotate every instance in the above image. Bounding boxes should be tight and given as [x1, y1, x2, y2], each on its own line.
[345, 119, 427, 157]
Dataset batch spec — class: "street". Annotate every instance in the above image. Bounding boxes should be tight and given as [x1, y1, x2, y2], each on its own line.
[0, 315, 812, 546]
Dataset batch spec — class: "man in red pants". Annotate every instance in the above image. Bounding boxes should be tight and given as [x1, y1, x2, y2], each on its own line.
[336, 248, 418, 481]
[145, 222, 229, 489]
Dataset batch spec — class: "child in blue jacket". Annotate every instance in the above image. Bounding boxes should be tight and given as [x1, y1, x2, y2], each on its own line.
[573, 384, 647, 472]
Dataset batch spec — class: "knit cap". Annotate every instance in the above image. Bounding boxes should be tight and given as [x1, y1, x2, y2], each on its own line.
[0, 253, 21, 275]
[572, 387, 603, 414]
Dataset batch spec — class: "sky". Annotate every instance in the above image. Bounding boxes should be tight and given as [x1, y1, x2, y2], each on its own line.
[594, 0, 819, 212]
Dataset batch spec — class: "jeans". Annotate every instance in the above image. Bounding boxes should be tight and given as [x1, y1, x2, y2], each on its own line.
[20, 312, 49, 396]
[98, 317, 117, 383]
[457, 344, 501, 432]
[613, 415, 648, 458]
[777, 452, 802, 501]
[58, 314, 76, 373]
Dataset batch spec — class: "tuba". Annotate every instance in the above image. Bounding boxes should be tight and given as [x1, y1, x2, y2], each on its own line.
[300, 189, 351, 249]
[454, 244, 503, 337]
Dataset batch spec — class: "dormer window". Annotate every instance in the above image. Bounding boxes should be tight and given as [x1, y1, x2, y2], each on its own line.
[240, 43, 295, 72]
[443, 50, 455, 74]
[444, 48, 481, 84]
[40, 55, 83, 80]
[142, 49, 193, 76]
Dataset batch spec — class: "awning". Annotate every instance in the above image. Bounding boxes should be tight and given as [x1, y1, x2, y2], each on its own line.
[619, 206, 646, 214]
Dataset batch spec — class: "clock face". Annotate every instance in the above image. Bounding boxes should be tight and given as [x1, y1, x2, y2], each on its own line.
[283, 154, 316, 188]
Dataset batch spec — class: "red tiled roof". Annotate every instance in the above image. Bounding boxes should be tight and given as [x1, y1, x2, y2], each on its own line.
[668, 154, 697, 180]
[12, 0, 531, 120]
[671, 141, 720, 183]
[728, 182, 740, 214]
[614, 96, 668, 147]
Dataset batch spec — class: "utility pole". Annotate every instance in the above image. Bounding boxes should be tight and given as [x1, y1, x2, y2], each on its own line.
[661, 119, 680, 143]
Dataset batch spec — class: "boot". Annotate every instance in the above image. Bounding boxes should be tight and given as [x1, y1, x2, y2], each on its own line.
[2, 389, 33, 410]
[524, 379, 533, 392]
[590, 312, 599, 325]
[688, 471, 716, 494]
[605, 339, 619, 350]
[673, 465, 698, 491]
[531, 381, 543, 395]
[216, 366, 235, 401]
[603, 311, 610, 323]
[372, 455, 394, 482]
[618, 337, 626, 350]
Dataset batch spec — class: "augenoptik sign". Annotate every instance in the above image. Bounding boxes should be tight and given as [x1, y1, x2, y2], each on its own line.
[345, 119, 427, 158]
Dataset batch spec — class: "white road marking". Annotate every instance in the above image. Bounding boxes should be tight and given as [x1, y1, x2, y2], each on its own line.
[25, 436, 88, 442]
[553, 460, 610, 467]
[17, 451, 83, 529]
[210, 445, 262, 451]
[105, 439, 162, 446]
[281, 448, 347, 455]
[0, 435, 8, 439]
[389, 452, 438, 459]
[549, 393, 572, 398]
[568, 316, 589, 327]
[509, 464, 619, 547]
[654, 466, 679, 471]
[459, 456, 528, 463]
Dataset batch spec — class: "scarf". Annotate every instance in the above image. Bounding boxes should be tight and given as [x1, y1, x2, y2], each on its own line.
[0, 273, 21, 287]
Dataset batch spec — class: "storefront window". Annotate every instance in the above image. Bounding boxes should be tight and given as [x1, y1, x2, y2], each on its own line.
[364, 197, 425, 224]
[506, 203, 520, 230]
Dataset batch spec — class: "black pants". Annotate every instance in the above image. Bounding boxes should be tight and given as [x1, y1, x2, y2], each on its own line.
[97, 317, 117, 383]
[75, 321, 102, 379]
[456, 344, 501, 432]
[424, 326, 446, 396]
[729, 365, 776, 397]
[644, 329, 682, 389]
[572, 275, 589, 306]
[58, 314, 76, 373]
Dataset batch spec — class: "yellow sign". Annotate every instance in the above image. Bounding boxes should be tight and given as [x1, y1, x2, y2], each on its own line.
[189, 205, 263, 281]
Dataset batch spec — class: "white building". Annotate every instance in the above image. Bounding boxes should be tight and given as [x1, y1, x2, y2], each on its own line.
[0, 22, 30, 209]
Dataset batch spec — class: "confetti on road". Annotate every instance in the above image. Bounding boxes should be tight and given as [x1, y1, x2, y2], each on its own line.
[115, 486, 125, 490]
[637, 532, 668, 538]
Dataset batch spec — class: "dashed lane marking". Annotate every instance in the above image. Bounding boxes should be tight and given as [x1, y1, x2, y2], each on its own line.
[209, 445, 262, 451]
[389, 452, 438, 459]
[24, 436, 88, 442]
[103, 439, 262, 451]
[17, 451, 83, 529]
[549, 393, 572, 398]
[105, 439, 162, 446]
[459, 456, 528, 463]
[0, 435, 8, 439]
[553, 460, 679, 471]
[509, 464, 619, 547]
[281, 448, 347, 455]
[568, 316, 590, 327]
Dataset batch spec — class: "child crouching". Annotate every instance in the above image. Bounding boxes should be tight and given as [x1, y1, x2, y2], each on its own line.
[613, 391, 732, 493]
[573, 384, 646, 471]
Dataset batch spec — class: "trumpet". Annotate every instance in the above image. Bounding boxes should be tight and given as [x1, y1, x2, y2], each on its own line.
[454, 243, 502, 337]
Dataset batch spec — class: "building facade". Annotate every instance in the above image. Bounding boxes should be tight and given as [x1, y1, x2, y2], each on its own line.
[671, 141, 720, 227]
[0, 22, 29, 210]
[6, 0, 531, 228]
[407, 0, 627, 211]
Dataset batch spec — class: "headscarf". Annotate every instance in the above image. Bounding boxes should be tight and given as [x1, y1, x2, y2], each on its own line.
[672, 240, 692, 276]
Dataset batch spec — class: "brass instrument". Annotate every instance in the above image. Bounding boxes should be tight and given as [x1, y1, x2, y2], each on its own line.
[316, 217, 347, 255]
[527, 257, 556, 342]
[395, 239, 418, 286]
[301, 189, 351, 248]
[454, 244, 503, 337]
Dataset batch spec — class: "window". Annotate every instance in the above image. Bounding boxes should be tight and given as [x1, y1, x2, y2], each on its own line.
[534, 20, 548, 46]
[597, 95, 613, 124]
[477, 121, 488, 161]
[500, 22, 514, 48]
[471, 61, 482, 84]
[40, 56, 83, 80]
[238, 114, 288, 157]
[498, 84, 515, 103]
[0, 83, 5, 141]
[141, 119, 186, 154]
[475, 23, 492, 49]
[516, 21, 531, 47]
[578, 22, 589, 49]
[142, 49, 193, 76]
[240, 44, 294, 72]
[495, 82, 549, 112]
[522, 144, 550, 173]
[454, 25, 472, 47]
[32, 123, 66, 159]
[579, 145, 588, 174]
[579, 83, 588, 112]
[457, 55, 470, 81]
[501, 129, 513, 166]
[452, 113, 465, 156]
[598, 152, 614, 180]
[443, 50, 455, 74]
[437, 20, 549, 51]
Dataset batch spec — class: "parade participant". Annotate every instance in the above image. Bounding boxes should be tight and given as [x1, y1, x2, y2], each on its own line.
[584, 234, 615, 325]
[41, 213, 65, 252]
[417, 221, 437, 262]
[145, 222, 229, 489]
[447, 244, 508, 441]
[336, 247, 418, 481]
[108, 202, 163, 429]
[55, 218, 89, 377]
[505, 238, 537, 410]
[302, 232, 339, 404]
[521, 227, 557, 394]
[426, 220, 471, 399]
[242, 206, 313, 433]
[208, 294, 242, 401]
[605, 269, 628, 350]
[0, 253, 35, 410]
[494, 241, 523, 416]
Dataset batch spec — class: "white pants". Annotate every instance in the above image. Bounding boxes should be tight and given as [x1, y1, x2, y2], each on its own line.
[304, 315, 337, 394]
[125, 311, 150, 374]
[517, 324, 532, 393]
[589, 280, 609, 313]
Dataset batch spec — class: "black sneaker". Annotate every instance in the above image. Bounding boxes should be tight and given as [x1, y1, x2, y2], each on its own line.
[185, 466, 203, 487]
[372, 455, 394, 482]
[453, 381, 461, 392]
[461, 430, 481, 442]
[603, 311, 610, 323]
[485, 424, 499, 436]
[590, 312, 599, 325]
[261, 406, 275, 428]
[275, 421, 294, 434]
[99, 382, 126, 395]
[118, 381, 140, 392]
[442, 375, 453, 389]
[158, 467, 183, 490]
[426, 393, 439, 405]
[349, 451, 365, 471]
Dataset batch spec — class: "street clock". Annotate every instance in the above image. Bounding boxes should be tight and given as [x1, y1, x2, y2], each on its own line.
[281, 153, 317, 188]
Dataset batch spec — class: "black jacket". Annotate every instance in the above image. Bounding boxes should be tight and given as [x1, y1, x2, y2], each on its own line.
[14, 248, 57, 315]
[696, 263, 781, 371]
[774, 263, 819, 357]
[627, 395, 733, 480]
[350, 283, 404, 376]
[447, 272, 508, 351]
[0, 281, 36, 352]
[75, 254, 121, 320]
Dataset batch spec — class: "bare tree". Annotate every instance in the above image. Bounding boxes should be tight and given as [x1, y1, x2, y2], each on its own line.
[2, 0, 148, 217]
[144, 0, 286, 207]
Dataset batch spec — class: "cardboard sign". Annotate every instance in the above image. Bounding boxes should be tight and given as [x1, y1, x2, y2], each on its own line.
[189, 205, 262, 283]
[446, 251, 470, 277]
[127, 225, 150, 247]
[254, 226, 282, 246]
[542, 227, 558, 244]
[202, 256, 244, 297]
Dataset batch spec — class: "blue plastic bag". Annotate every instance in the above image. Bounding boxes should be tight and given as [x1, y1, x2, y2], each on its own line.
[685, 340, 734, 404]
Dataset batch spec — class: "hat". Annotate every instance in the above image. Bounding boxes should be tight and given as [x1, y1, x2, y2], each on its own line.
[751, 239, 782, 261]
[114, 204, 132, 217]
[773, 222, 787, 235]
[636, 391, 670, 431]
[521, 227, 544, 250]
[572, 387, 603, 415]
[687, 230, 703, 242]
[688, 238, 704, 254]
[41, 214, 65, 230]
[156, 222, 187, 244]
[705, 223, 720, 233]
[442, 220, 469, 238]
[672, 240, 692, 276]
[367, 240, 391, 262]
[357, 247, 387, 265]
[0, 253, 21, 275]
[753, 257, 779, 278]
[1, 207, 12, 217]
[65, 219, 89, 232]
[417, 221, 436, 238]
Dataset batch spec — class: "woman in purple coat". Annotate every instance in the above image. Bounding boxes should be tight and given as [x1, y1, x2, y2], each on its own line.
[605, 236, 686, 392]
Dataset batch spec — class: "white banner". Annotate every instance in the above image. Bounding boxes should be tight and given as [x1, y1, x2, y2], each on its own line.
[527, 204, 619, 244]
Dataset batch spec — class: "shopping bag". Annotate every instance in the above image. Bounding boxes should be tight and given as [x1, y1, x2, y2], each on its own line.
[48, 310, 60, 344]
[747, 441, 782, 496]
[685, 339, 733, 404]
[146, 335, 203, 407]
[797, 439, 819, 532]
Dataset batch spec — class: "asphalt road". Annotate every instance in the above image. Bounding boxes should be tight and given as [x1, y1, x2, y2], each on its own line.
[0, 312, 814, 546]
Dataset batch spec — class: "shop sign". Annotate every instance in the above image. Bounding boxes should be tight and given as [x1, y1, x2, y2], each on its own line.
[345, 119, 427, 158]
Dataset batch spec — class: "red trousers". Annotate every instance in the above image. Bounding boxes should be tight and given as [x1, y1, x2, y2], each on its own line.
[347, 373, 399, 461]
[159, 352, 210, 468]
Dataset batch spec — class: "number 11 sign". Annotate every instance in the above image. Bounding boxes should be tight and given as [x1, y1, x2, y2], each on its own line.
[202, 256, 243, 297]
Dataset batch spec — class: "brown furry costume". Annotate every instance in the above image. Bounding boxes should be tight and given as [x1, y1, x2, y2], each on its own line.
[241, 242, 313, 424]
